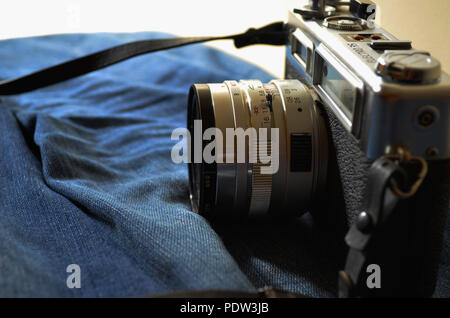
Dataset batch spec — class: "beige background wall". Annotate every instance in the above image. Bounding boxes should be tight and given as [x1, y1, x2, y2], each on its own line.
[0, 1, 448, 77]
[373, 0, 450, 73]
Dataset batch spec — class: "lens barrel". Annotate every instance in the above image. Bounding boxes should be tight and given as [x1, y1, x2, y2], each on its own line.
[187, 80, 328, 221]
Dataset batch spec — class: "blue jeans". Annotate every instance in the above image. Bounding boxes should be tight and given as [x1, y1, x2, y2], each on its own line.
[0, 32, 448, 297]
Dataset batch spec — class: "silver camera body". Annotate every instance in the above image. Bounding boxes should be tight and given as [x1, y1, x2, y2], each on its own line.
[286, 0, 450, 160]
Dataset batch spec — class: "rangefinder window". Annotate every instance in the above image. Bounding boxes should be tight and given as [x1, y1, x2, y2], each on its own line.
[295, 41, 308, 63]
[292, 38, 308, 65]
[291, 29, 314, 75]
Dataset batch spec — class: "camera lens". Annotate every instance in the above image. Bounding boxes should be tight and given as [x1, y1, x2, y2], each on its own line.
[187, 80, 328, 221]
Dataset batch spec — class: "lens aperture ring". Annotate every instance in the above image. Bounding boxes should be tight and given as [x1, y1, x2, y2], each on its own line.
[240, 80, 273, 217]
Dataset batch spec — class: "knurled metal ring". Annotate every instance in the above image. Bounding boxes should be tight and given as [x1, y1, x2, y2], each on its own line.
[323, 16, 369, 31]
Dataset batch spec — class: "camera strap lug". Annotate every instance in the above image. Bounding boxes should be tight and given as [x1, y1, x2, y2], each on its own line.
[339, 154, 428, 298]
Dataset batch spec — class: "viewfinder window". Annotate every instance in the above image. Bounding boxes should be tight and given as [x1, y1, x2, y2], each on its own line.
[321, 60, 357, 120]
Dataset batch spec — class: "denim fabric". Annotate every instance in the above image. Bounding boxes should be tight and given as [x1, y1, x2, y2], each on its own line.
[0, 32, 448, 297]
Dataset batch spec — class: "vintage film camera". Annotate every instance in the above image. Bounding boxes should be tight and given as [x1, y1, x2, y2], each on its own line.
[0, 0, 447, 298]
[188, 0, 449, 296]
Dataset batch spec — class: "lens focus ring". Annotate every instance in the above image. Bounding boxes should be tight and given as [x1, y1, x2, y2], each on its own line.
[240, 80, 273, 217]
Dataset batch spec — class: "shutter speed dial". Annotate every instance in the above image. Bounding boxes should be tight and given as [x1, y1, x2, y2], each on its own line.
[323, 16, 370, 31]
[376, 51, 441, 84]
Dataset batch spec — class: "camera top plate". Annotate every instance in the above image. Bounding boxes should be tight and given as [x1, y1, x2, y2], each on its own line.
[286, 1, 450, 160]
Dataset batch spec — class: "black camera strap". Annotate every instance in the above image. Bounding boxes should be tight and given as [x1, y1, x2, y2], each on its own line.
[0, 22, 289, 96]
[339, 153, 429, 297]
